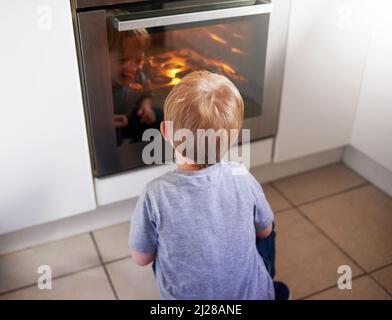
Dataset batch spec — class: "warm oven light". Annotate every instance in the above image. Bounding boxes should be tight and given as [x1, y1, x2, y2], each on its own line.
[166, 68, 183, 79]
[231, 47, 246, 55]
[207, 32, 227, 45]
[170, 78, 181, 86]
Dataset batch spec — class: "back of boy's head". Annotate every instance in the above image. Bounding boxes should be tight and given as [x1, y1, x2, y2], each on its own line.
[164, 70, 244, 164]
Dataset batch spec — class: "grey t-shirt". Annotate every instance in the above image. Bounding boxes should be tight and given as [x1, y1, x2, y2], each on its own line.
[129, 161, 275, 300]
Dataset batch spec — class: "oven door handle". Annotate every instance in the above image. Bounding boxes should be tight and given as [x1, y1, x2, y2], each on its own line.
[110, 0, 273, 32]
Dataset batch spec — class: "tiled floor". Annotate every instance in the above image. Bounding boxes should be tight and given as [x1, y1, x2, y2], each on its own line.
[1, 163, 391, 300]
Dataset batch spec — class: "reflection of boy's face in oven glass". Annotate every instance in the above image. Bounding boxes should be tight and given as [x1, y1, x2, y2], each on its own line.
[110, 39, 145, 87]
[108, 28, 150, 88]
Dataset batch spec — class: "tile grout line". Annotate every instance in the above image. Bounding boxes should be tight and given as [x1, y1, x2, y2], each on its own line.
[271, 183, 367, 271]
[302, 271, 392, 300]
[367, 261, 392, 274]
[104, 254, 132, 266]
[286, 182, 370, 208]
[0, 235, 128, 297]
[2, 257, 390, 299]
[273, 206, 295, 214]
[0, 233, 91, 259]
[270, 183, 392, 298]
[267, 161, 343, 186]
[295, 203, 392, 299]
[367, 273, 392, 298]
[0, 263, 102, 297]
[266, 160, 367, 189]
[298, 273, 367, 300]
[90, 232, 120, 300]
[269, 184, 370, 280]
[0, 252, 134, 297]
[296, 206, 366, 272]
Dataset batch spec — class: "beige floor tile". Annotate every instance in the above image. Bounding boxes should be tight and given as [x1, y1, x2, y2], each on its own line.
[106, 257, 160, 300]
[274, 209, 363, 299]
[371, 265, 392, 295]
[0, 266, 115, 300]
[93, 223, 131, 263]
[307, 276, 391, 300]
[300, 185, 392, 271]
[0, 234, 100, 294]
[262, 184, 292, 212]
[273, 164, 366, 205]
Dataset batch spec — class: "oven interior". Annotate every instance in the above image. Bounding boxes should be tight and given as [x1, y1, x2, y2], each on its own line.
[107, 7, 268, 146]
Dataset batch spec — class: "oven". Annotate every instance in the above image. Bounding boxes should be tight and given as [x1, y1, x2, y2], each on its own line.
[72, 0, 283, 177]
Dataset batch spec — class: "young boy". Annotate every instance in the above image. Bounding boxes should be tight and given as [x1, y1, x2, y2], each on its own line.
[129, 71, 288, 300]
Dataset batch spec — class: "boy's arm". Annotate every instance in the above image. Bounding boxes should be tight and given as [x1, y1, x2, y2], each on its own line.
[130, 249, 155, 266]
[129, 188, 158, 267]
[256, 223, 273, 239]
[249, 175, 275, 238]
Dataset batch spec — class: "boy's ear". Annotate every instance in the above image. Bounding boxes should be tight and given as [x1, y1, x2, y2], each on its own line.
[161, 120, 174, 144]
[160, 121, 168, 141]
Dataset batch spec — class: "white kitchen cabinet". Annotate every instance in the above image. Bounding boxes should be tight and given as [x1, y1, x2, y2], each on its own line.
[0, 1, 96, 234]
[350, 1, 392, 172]
[274, 0, 374, 162]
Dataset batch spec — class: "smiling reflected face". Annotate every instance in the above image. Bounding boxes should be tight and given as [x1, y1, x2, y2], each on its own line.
[110, 42, 145, 87]
[107, 27, 150, 87]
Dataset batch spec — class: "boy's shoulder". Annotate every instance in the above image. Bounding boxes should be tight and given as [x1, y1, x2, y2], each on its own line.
[223, 161, 250, 175]
[141, 162, 266, 213]
[146, 161, 256, 188]
[144, 168, 178, 195]
[221, 161, 267, 196]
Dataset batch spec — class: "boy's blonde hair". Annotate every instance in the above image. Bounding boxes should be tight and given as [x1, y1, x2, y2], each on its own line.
[164, 70, 244, 164]
[107, 24, 150, 53]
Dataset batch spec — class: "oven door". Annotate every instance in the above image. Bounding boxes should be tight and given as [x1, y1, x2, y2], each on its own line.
[76, 0, 275, 177]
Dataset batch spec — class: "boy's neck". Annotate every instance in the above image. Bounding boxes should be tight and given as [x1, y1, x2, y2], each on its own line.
[174, 151, 214, 171]
[177, 163, 207, 172]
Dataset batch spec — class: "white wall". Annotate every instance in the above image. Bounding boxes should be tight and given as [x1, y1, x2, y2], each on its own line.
[350, 0, 392, 172]
[0, 1, 96, 234]
[274, 0, 374, 162]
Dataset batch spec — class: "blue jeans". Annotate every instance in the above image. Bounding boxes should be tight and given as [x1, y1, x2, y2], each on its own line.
[152, 224, 276, 279]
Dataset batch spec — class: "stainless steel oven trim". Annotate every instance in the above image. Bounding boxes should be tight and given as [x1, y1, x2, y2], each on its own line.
[110, 1, 272, 31]
[75, 0, 137, 9]
[77, 10, 120, 176]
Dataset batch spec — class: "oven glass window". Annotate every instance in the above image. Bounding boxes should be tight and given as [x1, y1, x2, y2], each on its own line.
[107, 14, 268, 146]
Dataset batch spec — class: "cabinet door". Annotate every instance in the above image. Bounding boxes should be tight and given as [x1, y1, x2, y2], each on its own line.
[0, 0, 96, 234]
[274, 0, 373, 162]
[351, 1, 392, 172]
